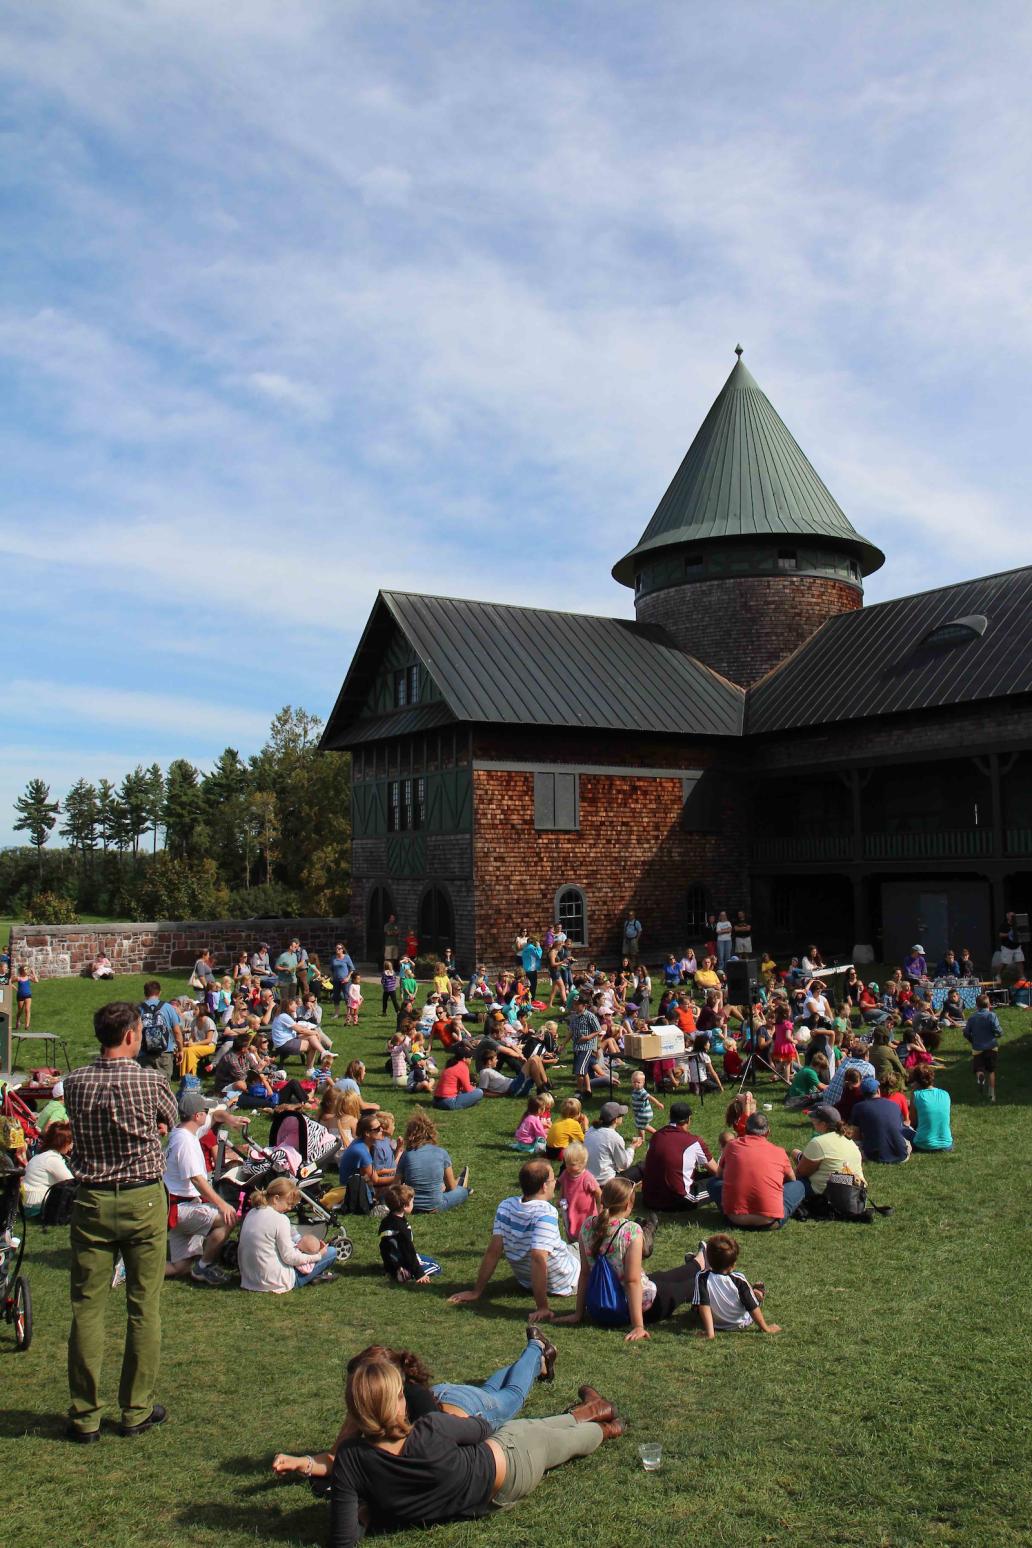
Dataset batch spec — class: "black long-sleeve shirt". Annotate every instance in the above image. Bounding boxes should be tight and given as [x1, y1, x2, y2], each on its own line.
[377, 1211, 422, 1278]
[329, 1412, 495, 1546]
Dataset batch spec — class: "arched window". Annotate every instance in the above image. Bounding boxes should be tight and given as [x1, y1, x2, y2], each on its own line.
[418, 886, 454, 958]
[555, 885, 587, 947]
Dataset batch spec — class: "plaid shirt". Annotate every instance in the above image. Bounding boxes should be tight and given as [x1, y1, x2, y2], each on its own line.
[64, 1057, 179, 1185]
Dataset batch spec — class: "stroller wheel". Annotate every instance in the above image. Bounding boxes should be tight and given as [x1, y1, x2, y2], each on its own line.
[330, 1233, 354, 1263]
[220, 1241, 239, 1272]
[13, 1275, 32, 1351]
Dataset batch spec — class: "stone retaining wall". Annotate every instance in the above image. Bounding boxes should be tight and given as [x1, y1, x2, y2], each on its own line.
[8, 916, 360, 980]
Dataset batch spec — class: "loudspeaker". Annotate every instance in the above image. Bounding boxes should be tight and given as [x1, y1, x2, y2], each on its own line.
[724, 959, 754, 1004]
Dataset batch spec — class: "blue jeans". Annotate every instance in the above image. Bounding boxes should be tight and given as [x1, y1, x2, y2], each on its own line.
[435, 1185, 470, 1212]
[717, 939, 732, 967]
[507, 1073, 534, 1098]
[433, 1342, 540, 1427]
[706, 1178, 805, 1222]
[294, 1246, 337, 1286]
[433, 1089, 484, 1110]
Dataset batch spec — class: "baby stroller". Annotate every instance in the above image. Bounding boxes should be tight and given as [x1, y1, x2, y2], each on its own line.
[211, 1129, 353, 1271]
[0, 1158, 31, 1350]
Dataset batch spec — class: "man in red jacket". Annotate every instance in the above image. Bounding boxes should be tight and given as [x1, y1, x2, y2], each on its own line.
[640, 1102, 717, 1211]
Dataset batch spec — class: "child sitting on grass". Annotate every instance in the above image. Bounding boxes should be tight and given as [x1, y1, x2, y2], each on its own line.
[546, 1096, 589, 1159]
[557, 1140, 602, 1243]
[629, 1068, 665, 1137]
[372, 1111, 400, 1183]
[514, 1093, 553, 1151]
[377, 1183, 442, 1285]
[389, 1032, 410, 1087]
[691, 1233, 781, 1337]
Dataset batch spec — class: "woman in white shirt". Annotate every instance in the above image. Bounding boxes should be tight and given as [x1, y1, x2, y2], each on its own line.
[22, 1122, 74, 1213]
[238, 1178, 337, 1292]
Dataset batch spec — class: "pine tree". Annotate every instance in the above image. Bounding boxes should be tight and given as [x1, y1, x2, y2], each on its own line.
[163, 759, 205, 859]
[116, 767, 152, 856]
[14, 777, 60, 885]
[60, 779, 100, 854]
[96, 778, 117, 852]
[249, 789, 280, 884]
[144, 764, 165, 853]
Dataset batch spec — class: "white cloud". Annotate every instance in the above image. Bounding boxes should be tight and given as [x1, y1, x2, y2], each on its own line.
[9, 679, 273, 742]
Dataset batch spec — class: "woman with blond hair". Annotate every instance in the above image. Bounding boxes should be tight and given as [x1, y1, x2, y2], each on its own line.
[237, 1177, 337, 1291]
[555, 1176, 705, 1341]
[313, 1355, 622, 1544]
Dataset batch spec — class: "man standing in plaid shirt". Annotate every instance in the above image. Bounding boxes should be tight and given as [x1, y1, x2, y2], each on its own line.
[63, 1001, 179, 1443]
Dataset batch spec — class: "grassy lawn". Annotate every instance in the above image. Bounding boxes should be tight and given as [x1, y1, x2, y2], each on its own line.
[3, 973, 1031, 1548]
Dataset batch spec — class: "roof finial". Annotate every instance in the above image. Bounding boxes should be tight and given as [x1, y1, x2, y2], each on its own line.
[734, 343, 743, 360]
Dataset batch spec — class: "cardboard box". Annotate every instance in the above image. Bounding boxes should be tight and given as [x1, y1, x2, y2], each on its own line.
[624, 1030, 686, 1061]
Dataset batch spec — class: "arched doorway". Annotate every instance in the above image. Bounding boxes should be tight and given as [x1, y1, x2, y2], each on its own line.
[366, 884, 395, 959]
[418, 886, 454, 959]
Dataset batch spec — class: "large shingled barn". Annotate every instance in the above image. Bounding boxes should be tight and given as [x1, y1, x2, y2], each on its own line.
[321, 351, 1032, 969]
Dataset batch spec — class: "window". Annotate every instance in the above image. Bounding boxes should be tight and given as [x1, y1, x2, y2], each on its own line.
[556, 886, 587, 946]
[387, 780, 401, 832]
[684, 555, 704, 576]
[634, 573, 642, 594]
[407, 663, 420, 704]
[534, 771, 579, 831]
[393, 670, 407, 708]
[686, 885, 708, 936]
[920, 614, 988, 647]
[776, 548, 798, 571]
[413, 775, 426, 830]
[401, 778, 412, 831]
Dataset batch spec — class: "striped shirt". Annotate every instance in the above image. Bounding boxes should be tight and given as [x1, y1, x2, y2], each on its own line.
[692, 1268, 759, 1330]
[491, 1195, 579, 1295]
[64, 1058, 179, 1186]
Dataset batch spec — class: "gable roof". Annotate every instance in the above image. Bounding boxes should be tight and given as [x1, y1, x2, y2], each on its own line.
[320, 591, 745, 747]
[747, 566, 1032, 734]
[613, 352, 884, 586]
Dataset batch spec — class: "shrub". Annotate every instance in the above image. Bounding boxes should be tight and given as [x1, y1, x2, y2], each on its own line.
[24, 892, 80, 925]
[225, 883, 303, 919]
[414, 953, 441, 980]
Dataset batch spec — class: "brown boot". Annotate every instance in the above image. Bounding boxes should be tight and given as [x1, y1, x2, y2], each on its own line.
[570, 1396, 616, 1424]
[577, 1384, 606, 1405]
[596, 1415, 627, 1442]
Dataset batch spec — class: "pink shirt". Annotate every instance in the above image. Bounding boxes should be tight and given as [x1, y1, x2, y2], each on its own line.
[514, 1112, 549, 1145]
[559, 1167, 601, 1241]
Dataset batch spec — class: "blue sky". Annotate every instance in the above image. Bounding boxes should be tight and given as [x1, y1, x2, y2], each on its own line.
[2, 1, 1031, 845]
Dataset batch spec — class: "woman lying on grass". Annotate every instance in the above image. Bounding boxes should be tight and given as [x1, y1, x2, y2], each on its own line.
[272, 1342, 624, 1546]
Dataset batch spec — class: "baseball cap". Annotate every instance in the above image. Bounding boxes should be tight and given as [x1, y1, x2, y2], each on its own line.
[598, 1101, 628, 1122]
[669, 1100, 694, 1123]
[810, 1103, 841, 1126]
[912, 944, 924, 953]
[868, 980, 879, 992]
[860, 1076, 880, 1097]
[179, 1093, 216, 1120]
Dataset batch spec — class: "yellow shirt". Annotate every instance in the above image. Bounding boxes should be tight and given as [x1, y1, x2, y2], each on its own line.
[433, 975, 450, 996]
[546, 1116, 586, 1150]
[694, 969, 720, 990]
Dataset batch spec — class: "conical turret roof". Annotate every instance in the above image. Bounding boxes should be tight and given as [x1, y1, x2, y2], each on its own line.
[613, 350, 884, 586]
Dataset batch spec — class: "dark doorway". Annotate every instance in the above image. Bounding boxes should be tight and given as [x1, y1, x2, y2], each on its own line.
[419, 886, 454, 959]
[366, 885, 395, 960]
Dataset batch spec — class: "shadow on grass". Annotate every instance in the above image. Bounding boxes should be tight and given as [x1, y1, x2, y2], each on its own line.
[175, 1497, 326, 1546]
[0, 1408, 70, 1441]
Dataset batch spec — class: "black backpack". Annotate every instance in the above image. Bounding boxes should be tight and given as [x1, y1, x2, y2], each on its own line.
[139, 1001, 167, 1058]
[823, 1173, 893, 1224]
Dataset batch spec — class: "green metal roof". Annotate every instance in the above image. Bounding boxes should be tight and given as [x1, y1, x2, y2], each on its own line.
[613, 350, 885, 586]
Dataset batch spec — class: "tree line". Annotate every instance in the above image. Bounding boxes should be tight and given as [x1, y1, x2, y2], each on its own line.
[8, 706, 351, 923]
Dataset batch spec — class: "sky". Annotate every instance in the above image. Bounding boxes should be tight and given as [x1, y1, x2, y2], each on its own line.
[2, 1, 1031, 846]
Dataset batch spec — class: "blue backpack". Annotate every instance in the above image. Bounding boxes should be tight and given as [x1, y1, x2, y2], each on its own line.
[585, 1224, 630, 1327]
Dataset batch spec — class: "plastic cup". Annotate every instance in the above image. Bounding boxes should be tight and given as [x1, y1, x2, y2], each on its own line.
[763, 1102, 773, 1111]
[638, 1442, 662, 1471]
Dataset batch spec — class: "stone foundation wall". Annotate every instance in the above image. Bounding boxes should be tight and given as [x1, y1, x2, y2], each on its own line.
[8, 916, 359, 980]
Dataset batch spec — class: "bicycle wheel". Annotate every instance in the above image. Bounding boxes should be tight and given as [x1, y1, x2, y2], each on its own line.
[13, 1275, 32, 1351]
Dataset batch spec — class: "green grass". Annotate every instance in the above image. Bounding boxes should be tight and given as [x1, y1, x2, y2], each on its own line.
[4, 975, 1032, 1548]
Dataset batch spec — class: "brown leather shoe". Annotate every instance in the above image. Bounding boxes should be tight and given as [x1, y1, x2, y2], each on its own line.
[525, 1326, 558, 1382]
[570, 1396, 616, 1424]
[596, 1414, 627, 1442]
[577, 1384, 606, 1405]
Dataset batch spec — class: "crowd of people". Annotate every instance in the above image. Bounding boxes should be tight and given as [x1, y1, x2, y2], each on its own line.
[3, 913, 1015, 1545]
